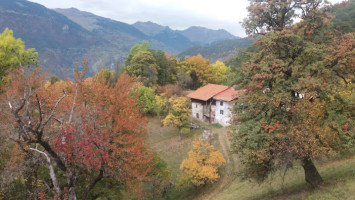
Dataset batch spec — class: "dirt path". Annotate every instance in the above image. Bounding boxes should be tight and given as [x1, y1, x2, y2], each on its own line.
[197, 128, 235, 200]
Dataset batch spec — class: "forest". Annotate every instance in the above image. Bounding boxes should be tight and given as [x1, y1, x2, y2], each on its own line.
[0, 0, 354, 199]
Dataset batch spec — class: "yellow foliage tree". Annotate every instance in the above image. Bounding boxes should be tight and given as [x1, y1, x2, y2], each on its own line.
[179, 140, 226, 187]
[162, 96, 191, 137]
[184, 55, 213, 89]
[209, 60, 230, 85]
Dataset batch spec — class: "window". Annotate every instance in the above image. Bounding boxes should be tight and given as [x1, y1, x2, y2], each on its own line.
[196, 113, 199, 118]
[195, 103, 198, 108]
[220, 110, 224, 115]
[220, 101, 223, 106]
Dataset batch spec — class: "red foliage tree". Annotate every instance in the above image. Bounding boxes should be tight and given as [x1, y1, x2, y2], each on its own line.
[0, 63, 153, 199]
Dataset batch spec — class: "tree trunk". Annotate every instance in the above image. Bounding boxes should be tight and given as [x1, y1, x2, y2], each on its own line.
[29, 148, 62, 199]
[82, 169, 103, 200]
[66, 170, 78, 200]
[301, 156, 323, 188]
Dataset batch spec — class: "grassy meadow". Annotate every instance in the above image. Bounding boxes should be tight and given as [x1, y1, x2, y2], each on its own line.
[146, 117, 355, 200]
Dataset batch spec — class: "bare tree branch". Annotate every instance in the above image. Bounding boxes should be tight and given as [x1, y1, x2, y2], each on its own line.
[29, 146, 62, 198]
[38, 140, 67, 172]
[35, 94, 42, 131]
[9, 99, 31, 140]
[43, 180, 56, 195]
[68, 84, 78, 125]
[41, 91, 66, 132]
[25, 76, 34, 124]
[54, 117, 64, 125]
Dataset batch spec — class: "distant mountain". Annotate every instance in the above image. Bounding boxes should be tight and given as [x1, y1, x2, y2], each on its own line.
[178, 26, 237, 45]
[152, 28, 196, 52]
[133, 21, 168, 36]
[55, 8, 195, 54]
[55, 8, 147, 39]
[178, 37, 255, 63]
[54, 7, 152, 73]
[0, 0, 102, 76]
[132, 22, 237, 46]
[0, 0, 246, 78]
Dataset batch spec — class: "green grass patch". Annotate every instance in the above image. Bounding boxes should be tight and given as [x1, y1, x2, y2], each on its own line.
[212, 154, 355, 200]
[212, 123, 223, 128]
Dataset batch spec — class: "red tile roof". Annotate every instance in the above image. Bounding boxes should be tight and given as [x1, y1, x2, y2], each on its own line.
[187, 84, 229, 101]
[213, 88, 246, 102]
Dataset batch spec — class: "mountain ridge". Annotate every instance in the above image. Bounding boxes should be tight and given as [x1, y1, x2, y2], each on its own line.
[179, 37, 255, 63]
[0, 0, 251, 78]
[178, 26, 238, 45]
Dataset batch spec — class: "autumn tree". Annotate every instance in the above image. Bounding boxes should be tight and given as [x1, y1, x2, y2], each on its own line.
[151, 50, 178, 86]
[175, 61, 193, 89]
[146, 153, 172, 199]
[179, 140, 226, 187]
[156, 84, 183, 98]
[179, 56, 231, 89]
[243, 0, 329, 36]
[209, 61, 231, 85]
[124, 40, 150, 66]
[231, 5, 354, 188]
[125, 42, 179, 87]
[125, 50, 159, 86]
[154, 93, 169, 119]
[133, 86, 157, 114]
[331, 0, 355, 34]
[0, 63, 156, 199]
[0, 28, 38, 89]
[162, 96, 191, 138]
[183, 55, 213, 89]
[0, 28, 39, 198]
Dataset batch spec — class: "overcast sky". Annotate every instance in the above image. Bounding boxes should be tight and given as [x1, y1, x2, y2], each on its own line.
[28, 0, 344, 37]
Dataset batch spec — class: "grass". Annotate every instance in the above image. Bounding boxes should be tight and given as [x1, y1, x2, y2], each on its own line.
[147, 117, 226, 199]
[212, 154, 355, 200]
[146, 117, 202, 182]
[146, 117, 355, 200]
[212, 123, 223, 128]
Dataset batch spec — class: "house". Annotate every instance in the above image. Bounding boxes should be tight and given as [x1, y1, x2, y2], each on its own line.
[187, 84, 245, 126]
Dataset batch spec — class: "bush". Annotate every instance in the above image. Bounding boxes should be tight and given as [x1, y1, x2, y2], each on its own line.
[179, 127, 191, 135]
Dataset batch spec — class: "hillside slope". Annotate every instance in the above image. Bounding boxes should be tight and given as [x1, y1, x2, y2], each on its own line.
[178, 37, 255, 63]
[0, 0, 102, 76]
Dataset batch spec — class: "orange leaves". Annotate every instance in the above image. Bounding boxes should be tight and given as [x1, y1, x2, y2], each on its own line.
[252, 73, 272, 81]
[74, 71, 153, 191]
[156, 84, 182, 98]
[270, 63, 284, 73]
[1, 67, 154, 197]
[260, 121, 281, 134]
[341, 123, 350, 134]
[326, 33, 355, 80]
[179, 140, 226, 187]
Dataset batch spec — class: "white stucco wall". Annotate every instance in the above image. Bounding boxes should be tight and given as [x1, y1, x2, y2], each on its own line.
[215, 100, 234, 126]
